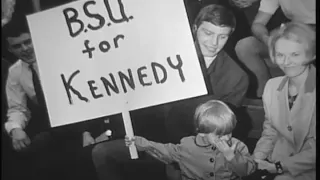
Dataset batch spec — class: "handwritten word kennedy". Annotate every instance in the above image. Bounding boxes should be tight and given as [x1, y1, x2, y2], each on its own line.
[61, 55, 185, 105]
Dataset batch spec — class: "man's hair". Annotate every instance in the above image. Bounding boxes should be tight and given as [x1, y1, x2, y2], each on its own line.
[2, 15, 30, 44]
[193, 4, 236, 31]
[268, 22, 316, 65]
[194, 100, 237, 135]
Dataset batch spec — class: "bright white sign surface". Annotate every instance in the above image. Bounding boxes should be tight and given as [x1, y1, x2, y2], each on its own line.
[27, 0, 207, 127]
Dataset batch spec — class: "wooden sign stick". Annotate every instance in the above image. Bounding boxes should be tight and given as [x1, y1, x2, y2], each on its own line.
[122, 110, 138, 159]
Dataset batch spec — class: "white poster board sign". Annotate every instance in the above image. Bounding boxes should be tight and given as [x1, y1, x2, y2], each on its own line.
[27, 0, 207, 127]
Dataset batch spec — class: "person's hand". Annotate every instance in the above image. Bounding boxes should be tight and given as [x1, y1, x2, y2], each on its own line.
[11, 128, 31, 151]
[83, 131, 95, 147]
[254, 152, 266, 160]
[255, 159, 277, 173]
[125, 135, 135, 147]
[213, 138, 237, 161]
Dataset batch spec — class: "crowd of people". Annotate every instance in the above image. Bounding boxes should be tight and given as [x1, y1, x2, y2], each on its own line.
[1, 0, 316, 180]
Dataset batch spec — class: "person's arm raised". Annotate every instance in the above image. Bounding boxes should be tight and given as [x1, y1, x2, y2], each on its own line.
[251, 10, 273, 45]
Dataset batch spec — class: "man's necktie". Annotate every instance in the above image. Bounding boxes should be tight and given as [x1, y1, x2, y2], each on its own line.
[29, 64, 51, 131]
[29, 64, 46, 108]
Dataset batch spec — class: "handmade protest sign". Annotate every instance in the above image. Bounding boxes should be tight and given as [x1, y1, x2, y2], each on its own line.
[27, 0, 207, 127]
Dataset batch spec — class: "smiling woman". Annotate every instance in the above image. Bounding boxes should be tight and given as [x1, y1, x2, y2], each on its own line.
[268, 23, 315, 66]
[253, 22, 316, 180]
[274, 38, 309, 78]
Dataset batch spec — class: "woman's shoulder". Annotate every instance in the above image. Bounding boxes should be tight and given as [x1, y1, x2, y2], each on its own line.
[265, 76, 287, 91]
[262, 76, 288, 103]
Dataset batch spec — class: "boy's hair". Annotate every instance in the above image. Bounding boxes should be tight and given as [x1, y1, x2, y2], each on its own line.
[2, 15, 30, 47]
[268, 22, 316, 65]
[193, 4, 236, 32]
[194, 100, 237, 135]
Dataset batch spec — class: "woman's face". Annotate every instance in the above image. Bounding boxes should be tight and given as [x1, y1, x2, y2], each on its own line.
[274, 38, 310, 78]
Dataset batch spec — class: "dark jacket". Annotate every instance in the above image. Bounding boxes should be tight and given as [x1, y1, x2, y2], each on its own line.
[165, 48, 249, 143]
[203, 50, 249, 107]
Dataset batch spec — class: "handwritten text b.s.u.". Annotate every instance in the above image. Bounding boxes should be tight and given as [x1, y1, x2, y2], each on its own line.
[63, 0, 133, 38]
[63, 0, 133, 59]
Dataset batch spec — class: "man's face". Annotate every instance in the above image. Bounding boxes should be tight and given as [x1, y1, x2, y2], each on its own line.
[7, 33, 36, 64]
[194, 22, 232, 58]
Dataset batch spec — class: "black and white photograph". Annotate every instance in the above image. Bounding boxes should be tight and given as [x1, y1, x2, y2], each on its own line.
[1, 0, 316, 180]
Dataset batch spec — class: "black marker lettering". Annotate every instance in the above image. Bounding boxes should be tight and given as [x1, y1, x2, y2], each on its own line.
[118, 69, 135, 93]
[151, 62, 167, 84]
[82, 40, 95, 59]
[103, 0, 133, 24]
[88, 80, 103, 99]
[113, 34, 124, 48]
[63, 8, 84, 38]
[99, 41, 111, 53]
[61, 70, 89, 104]
[137, 66, 152, 86]
[100, 75, 120, 96]
[167, 55, 185, 82]
[83, 1, 106, 31]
